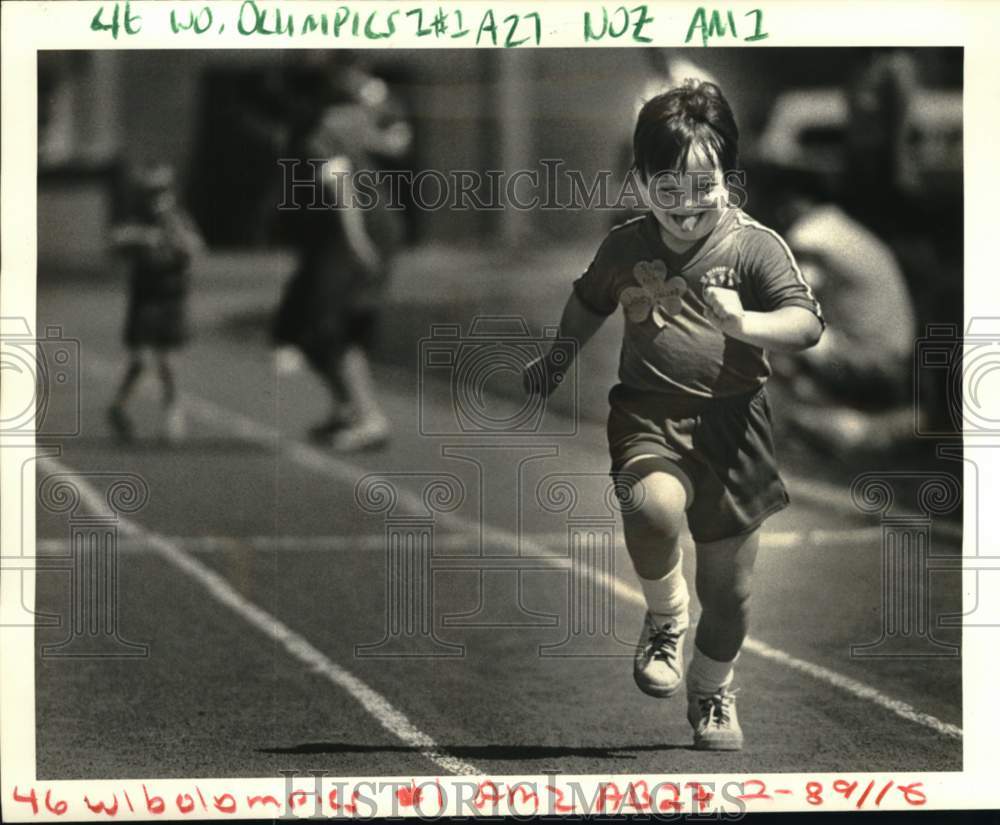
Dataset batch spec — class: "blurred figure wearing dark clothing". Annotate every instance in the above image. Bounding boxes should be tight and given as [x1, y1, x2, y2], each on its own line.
[844, 48, 921, 238]
[273, 62, 407, 451]
[107, 165, 204, 443]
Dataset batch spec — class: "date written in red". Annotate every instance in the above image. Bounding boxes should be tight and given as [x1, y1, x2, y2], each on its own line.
[739, 778, 927, 808]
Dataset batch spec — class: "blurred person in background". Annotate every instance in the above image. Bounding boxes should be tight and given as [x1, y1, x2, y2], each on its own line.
[107, 165, 204, 443]
[765, 167, 917, 453]
[272, 57, 407, 451]
[843, 48, 921, 241]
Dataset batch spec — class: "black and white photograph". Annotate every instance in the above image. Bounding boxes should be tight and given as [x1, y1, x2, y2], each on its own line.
[2, 1, 996, 818]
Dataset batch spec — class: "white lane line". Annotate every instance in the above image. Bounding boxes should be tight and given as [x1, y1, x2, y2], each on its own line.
[36, 520, 965, 744]
[741, 637, 964, 740]
[38, 455, 482, 777]
[186, 396, 965, 742]
[35, 527, 892, 555]
[786, 473, 964, 543]
[552, 555, 964, 741]
[85, 357, 965, 741]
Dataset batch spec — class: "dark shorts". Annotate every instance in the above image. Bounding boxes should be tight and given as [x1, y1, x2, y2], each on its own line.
[125, 296, 189, 350]
[299, 310, 380, 375]
[273, 258, 384, 369]
[607, 384, 789, 544]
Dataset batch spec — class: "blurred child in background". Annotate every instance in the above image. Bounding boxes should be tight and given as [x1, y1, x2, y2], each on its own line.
[107, 165, 203, 443]
[273, 61, 406, 451]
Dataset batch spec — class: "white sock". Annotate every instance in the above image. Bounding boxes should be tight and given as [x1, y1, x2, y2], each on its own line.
[687, 645, 738, 696]
[638, 556, 689, 630]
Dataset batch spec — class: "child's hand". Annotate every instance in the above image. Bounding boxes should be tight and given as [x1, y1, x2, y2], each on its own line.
[703, 286, 745, 336]
[273, 346, 305, 375]
[522, 353, 566, 399]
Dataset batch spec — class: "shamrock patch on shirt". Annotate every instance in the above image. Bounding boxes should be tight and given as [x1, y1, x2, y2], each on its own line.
[620, 260, 687, 327]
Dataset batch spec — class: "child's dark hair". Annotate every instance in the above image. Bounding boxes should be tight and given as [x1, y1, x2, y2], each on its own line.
[633, 80, 740, 181]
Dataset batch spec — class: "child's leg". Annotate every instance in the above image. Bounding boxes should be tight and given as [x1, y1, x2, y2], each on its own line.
[155, 350, 178, 408]
[112, 348, 148, 408]
[302, 347, 352, 440]
[685, 528, 759, 751]
[692, 529, 759, 667]
[620, 458, 689, 580]
[325, 345, 390, 451]
[338, 345, 386, 424]
[108, 348, 147, 440]
[619, 457, 693, 697]
[155, 349, 186, 442]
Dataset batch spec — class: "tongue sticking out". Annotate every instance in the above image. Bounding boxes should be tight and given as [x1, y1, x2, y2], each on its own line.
[679, 214, 699, 232]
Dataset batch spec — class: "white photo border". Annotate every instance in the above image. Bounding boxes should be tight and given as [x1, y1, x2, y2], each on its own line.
[2, 0, 997, 818]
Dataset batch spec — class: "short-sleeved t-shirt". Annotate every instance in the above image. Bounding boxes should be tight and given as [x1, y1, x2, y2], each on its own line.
[574, 209, 824, 398]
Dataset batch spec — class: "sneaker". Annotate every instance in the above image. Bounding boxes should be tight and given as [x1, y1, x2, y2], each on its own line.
[328, 418, 390, 453]
[107, 404, 134, 443]
[162, 404, 186, 444]
[633, 612, 686, 698]
[687, 688, 743, 751]
[307, 413, 350, 443]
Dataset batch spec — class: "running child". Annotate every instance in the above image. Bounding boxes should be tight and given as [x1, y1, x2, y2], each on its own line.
[107, 165, 203, 443]
[526, 80, 824, 750]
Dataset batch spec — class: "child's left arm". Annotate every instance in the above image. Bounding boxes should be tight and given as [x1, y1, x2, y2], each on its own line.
[704, 228, 824, 352]
[325, 154, 381, 275]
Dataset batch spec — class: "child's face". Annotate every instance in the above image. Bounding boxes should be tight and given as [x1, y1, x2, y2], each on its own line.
[644, 149, 728, 247]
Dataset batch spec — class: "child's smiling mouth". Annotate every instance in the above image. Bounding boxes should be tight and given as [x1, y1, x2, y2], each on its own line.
[670, 212, 704, 233]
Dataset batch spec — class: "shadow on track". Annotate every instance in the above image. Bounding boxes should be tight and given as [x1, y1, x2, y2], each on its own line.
[259, 741, 694, 758]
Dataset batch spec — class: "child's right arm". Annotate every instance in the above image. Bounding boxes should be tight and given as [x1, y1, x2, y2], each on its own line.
[110, 223, 157, 249]
[524, 235, 620, 397]
[524, 290, 610, 398]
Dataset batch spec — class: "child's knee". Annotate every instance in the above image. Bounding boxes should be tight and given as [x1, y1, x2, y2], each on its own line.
[620, 474, 688, 545]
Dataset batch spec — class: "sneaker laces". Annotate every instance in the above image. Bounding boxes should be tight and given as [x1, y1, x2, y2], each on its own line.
[646, 622, 682, 665]
[698, 688, 739, 728]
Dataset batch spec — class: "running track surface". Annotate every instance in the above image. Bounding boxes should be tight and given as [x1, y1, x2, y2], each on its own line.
[31, 253, 962, 779]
